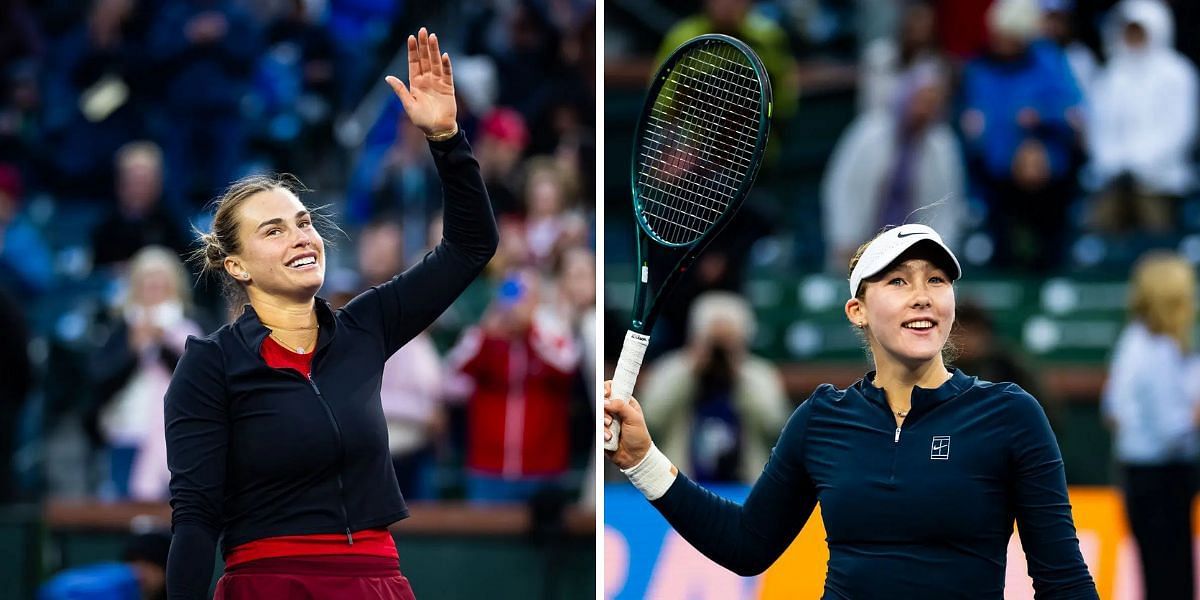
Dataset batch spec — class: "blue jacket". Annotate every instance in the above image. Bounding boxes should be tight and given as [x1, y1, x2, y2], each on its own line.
[164, 131, 498, 598]
[39, 563, 139, 600]
[961, 41, 1082, 182]
[147, 1, 262, 113]
[652, 369, 1098, 599]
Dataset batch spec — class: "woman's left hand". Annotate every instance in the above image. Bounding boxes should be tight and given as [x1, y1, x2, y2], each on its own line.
[385, 27, 457, 138]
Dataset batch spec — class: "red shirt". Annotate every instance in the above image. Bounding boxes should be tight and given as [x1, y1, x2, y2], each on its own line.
[448, 324, 578, 477]
[260, 332, 315, 377]
[224, 335, 398, 568]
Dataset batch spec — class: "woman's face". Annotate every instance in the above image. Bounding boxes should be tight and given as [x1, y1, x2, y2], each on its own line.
[226, 188, 325, 302]
[561, 249, 595, 308]
[846, 256, 955, 370]
[527, 173, 563, 218]
[133, 265, 175, 307]
[901, 4, 935, 49]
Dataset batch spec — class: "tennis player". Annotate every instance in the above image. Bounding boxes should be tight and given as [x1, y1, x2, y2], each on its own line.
[604, 224, 1099, 598]
[164, 28, 497, 599]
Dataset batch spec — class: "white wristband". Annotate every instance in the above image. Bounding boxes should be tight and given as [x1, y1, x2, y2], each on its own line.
[620, 444, 677, 501]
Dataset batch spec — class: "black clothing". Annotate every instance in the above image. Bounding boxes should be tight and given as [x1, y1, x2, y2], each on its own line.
[90, 205, 190, 266]
[0, 288, 31, 502]
[164, 131, 497, 599]
[652, 370, 1098, 599]
[84, 318, 183, 447]
[982, 174, 1074, 273]
[1122, 462, 1198, 600]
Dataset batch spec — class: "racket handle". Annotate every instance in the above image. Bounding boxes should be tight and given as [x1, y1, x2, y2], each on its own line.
[605, 330, 650, 452]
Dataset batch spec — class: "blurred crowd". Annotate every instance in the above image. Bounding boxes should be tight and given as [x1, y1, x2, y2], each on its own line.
[0, 0, 597, 515]
[608, 0, 1200, 285]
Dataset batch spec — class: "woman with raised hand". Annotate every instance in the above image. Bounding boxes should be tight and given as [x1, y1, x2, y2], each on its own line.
[604, 224, 1098, 598]
[165, 28, 497, 599]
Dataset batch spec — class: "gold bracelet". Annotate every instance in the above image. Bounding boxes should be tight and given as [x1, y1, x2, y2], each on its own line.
[426, 125, 459, 142]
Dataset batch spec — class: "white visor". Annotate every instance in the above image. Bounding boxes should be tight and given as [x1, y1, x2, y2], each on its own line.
[848, 224, 961, 298]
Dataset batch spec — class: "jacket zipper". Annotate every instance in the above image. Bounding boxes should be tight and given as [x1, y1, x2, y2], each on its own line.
[307, 374, 354, 545]
[879, 388, 903, 482]
[890, 423, 901, 483]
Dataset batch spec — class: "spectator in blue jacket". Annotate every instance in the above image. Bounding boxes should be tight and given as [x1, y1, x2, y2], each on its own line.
[959, 0, 1082, 271]
[39, 0, 153, 198]
[254, 0, 339, 175]
[39, 530, 169, 600]
[147, 0, 261, 213]
[0, 164, 52, 296]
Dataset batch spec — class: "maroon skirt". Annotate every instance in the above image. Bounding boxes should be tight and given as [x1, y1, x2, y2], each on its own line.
[214, 555, 417, 599]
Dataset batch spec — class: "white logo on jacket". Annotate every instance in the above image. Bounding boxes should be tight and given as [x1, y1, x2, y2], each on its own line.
[931, 436, 950, 460]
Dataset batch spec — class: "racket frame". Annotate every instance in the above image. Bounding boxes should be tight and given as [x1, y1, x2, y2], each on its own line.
[626, 33, 773, 336]
[607, 34, 773, 453]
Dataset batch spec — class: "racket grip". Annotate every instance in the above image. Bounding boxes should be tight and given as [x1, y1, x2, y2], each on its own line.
[605, 330, 650, 452]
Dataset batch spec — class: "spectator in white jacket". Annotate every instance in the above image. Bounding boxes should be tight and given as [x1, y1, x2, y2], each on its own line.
[639, 292, 789, 485]
[1087, 0, 1198, 233]
[822, 62, 965, 272]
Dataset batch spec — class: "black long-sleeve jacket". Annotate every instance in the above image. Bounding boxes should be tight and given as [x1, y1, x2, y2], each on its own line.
[164, 131, 498, 599]
[652, 369, 1099, 599]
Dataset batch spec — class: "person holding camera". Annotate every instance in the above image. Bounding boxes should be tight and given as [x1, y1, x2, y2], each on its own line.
[447, 268, 580, 502]
[89, 245, 204, 500]
[638, 291, 789, 485]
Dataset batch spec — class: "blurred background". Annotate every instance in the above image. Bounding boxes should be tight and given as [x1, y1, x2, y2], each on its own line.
[0, 0, 596, 598]
[604, 0, 1200, 598]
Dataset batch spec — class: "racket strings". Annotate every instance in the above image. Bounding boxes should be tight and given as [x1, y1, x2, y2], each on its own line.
[636, 41, 763, 245]
[653, 51, 754, 220]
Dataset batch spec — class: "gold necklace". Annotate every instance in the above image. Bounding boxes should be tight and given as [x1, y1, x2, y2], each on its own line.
[870, 378, 910, 418]
[269, 324, 318, 353]
[261, 321, 319, 331]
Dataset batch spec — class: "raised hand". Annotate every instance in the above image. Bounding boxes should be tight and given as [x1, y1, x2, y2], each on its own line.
[385, 27, 457, 138]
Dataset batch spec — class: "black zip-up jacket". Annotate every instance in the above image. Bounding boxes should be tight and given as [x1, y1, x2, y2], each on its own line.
[652, 369, 1099, 599]
[164, 131, 498, 599]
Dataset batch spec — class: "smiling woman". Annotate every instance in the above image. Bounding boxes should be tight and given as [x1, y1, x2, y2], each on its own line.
[604, 224, 1100, 598]
[165, 28, 499, 600]
[843, 226, 963, 415]
[191, 174, 340, 352]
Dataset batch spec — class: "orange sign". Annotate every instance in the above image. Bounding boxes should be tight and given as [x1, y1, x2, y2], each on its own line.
[605, 485, 1193, 599]
[759, 487, 1180, 599]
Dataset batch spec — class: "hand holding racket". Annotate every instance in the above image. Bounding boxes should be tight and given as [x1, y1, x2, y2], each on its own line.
[603, 381, 652, 469]
[605, 35, 773, 452]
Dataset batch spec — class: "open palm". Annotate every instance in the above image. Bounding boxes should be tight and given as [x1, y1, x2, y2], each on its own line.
[385, 27, 457, 136]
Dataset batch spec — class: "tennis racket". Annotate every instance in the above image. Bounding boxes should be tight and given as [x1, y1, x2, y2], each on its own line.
[605, 34, 773, 452]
